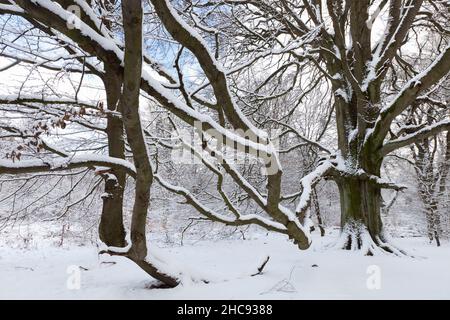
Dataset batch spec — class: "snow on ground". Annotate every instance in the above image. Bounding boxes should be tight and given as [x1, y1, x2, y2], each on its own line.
[1, 227, 449, 300]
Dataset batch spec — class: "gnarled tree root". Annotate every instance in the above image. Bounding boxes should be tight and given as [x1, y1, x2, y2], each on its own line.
[333, 221, 412, 257]
[99, 249, 180, 288]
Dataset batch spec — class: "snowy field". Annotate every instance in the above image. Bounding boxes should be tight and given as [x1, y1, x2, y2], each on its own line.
[1, 228, 449, 300]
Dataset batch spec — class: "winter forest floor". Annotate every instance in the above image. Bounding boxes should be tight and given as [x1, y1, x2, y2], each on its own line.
[1, 227, 449, 300]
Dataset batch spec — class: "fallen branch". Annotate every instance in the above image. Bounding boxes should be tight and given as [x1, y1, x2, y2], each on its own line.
[252, 256, 270, 276]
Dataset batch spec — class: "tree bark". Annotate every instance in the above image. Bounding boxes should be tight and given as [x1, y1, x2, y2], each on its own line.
[338, 179, 379, 238]
[413, 132, 445, 247]
[419, 190, 441, 246]
[99, 65, 127, 248]
[335, 147, 404, 255]
[336, 177, 405, 254]
[312, 187, 325, 236]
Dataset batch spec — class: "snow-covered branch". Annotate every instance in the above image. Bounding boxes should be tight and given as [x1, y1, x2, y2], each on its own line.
[370, 44, 450, 144]
[381, 120, 450, 155]
[0, 155, 136, 177]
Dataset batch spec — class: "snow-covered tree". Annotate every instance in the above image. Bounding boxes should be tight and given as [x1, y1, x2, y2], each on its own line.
[0, 0, 449, 287]
[208, 0, 450, 253]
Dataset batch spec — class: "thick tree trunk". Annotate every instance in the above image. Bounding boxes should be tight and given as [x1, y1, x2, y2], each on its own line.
[337, 177, 404, 255]
[98, 66, 127, 248]
[336, 152, 405, 255]
[338, 179, 381, 241]
[337, 174, 409, 255]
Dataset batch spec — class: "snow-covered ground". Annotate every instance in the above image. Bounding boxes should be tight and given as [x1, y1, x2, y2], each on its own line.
[1, 228, 449, 300]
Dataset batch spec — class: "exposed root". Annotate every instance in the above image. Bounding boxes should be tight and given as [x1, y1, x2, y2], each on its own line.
[99, 243, 211, 288]
[131, 256, 180, 288]
[144, 281, 174, 289]
[375, 231, 412, 257]
[99, 249, 180, 287]
[333, 221, 412, 257]
[99, 240, 271, 287]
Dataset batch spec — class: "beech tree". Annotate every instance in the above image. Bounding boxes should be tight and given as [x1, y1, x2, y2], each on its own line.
[211, 0, 450, 253]
[0, 0, 449, 288]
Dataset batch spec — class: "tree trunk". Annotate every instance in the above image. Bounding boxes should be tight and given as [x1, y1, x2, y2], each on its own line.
[312, 187, 325, 237]
[423, 198, 441, 247]
[337, 177, 404, 255]
[414, 137, 443, 248]
[119, 0, 179, 287]
[99, 65, 127, 248]
[336, 152, 405, 255]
